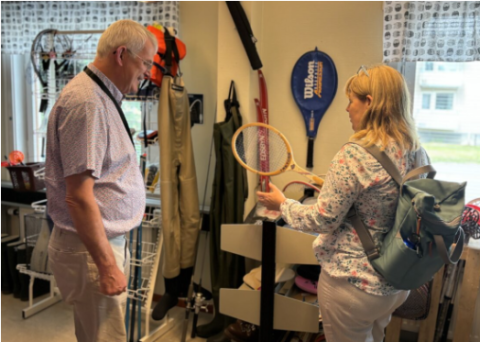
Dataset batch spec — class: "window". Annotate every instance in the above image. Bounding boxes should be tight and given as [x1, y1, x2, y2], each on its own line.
[422, 94, 431, 109]
[435, 93, 454, 110]
[393, 61, 480, 202]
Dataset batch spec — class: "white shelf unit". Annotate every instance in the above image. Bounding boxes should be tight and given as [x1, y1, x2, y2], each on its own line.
[219, 223, 321, 336]
[17, 200, 61, 319]
[16, 263, 61, 319]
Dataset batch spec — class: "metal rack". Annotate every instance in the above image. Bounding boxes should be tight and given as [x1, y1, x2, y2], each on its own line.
[16, 199, 61, 319]
[30, 29, 102, 160]
[125, 208, 180, 342]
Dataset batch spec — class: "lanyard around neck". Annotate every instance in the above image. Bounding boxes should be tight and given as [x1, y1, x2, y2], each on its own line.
[83, 67, 134, 146]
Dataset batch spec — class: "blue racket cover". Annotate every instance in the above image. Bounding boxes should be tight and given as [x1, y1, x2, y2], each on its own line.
[291, 47, 338, 167]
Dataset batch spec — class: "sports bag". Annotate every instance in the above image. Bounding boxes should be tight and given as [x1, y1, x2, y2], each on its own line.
[147, 25, 186, 87]
[350, 144, 466, 290]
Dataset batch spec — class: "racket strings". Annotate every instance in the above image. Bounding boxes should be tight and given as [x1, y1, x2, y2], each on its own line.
[235, 126, 289, 174]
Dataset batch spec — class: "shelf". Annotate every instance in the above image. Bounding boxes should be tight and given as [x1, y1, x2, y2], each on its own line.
[220, 289, 320, 333]
[221, 224, 318, 265]
[220, 223, 321, 335]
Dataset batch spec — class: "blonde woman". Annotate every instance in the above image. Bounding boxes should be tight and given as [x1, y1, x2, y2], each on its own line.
[258, 65, 429, 342]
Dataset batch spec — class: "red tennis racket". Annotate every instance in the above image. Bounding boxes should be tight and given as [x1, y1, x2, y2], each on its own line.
[256, 69, 270, 191]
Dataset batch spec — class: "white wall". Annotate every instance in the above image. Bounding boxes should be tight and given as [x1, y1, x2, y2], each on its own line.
[178, 4, 480, 341]
[180, 2, 219, 210]
[260, 2, 383, 201]
[209, 1, 384, 215]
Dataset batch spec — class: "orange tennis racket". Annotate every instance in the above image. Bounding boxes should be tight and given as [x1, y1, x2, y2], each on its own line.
[232, 123, 324, 187]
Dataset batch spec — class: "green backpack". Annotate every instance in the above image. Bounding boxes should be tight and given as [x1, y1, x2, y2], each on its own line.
[350, 144, 466, 290]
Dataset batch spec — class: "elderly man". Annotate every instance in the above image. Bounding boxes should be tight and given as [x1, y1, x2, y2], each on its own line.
[45, 20, 157, 341]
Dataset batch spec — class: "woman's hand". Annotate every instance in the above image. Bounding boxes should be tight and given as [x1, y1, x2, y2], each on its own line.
[257, 183, 286, 211]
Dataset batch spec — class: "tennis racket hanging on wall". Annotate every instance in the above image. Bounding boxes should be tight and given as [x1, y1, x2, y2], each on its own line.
[255, 70, 270, 192]
[291, 47, 338, 168]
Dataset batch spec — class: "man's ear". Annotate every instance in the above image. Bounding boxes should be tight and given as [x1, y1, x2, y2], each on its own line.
[113, 46, 126, 66]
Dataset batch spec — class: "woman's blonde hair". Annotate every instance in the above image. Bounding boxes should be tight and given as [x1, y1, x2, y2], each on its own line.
[345, 64, 419, 152]
[97, 19, 157, 57]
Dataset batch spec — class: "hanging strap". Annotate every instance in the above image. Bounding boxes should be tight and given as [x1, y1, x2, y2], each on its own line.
[163, 28, 180, 76]
[84, 67, 134, 146]
[224, 81, 241, 127]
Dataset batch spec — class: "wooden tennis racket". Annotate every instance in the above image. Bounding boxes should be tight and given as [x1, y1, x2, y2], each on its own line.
[232, 122, 324, 187]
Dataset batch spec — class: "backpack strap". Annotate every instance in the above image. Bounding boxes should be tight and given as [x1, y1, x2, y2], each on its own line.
[346, 143, 434, 261]
[347, 207, 380, 260]
[357, 144, 437, 192]
[404, 165, 436, 183]
[163, 28, 180, 76]
[435, 226, 465, 264]
[362, 144, 403, 185]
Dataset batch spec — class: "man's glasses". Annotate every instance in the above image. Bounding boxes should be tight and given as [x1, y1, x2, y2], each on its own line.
[127, 49, 154, 70]
[357, 65, 370, 77]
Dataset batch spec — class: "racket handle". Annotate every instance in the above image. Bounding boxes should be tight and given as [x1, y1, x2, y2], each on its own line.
[260, 176, 270, 192]
[307, 138, 314, 168]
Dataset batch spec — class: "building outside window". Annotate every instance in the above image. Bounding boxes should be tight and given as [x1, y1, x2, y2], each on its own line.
[409, 61, 480, 202]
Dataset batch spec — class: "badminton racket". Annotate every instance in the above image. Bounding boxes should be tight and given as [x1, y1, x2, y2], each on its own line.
[232, 123, 324, 187]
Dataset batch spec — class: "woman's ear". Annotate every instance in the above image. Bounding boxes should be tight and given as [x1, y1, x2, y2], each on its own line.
[365, 95, 373, 107]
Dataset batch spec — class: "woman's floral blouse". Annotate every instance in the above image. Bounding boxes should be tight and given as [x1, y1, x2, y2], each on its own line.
[281, 141, 429, 296]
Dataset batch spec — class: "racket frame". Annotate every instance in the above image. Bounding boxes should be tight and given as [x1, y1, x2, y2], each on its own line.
[232, 122, 324, 186]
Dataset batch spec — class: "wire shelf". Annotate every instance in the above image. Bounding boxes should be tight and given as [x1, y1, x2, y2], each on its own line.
[126, 210, 162, 304]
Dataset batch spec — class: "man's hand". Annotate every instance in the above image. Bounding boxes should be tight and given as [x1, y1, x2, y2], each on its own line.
[99, 265, 128, 296]
[65, 171, 127, 297]
[257, 183, 287, 211]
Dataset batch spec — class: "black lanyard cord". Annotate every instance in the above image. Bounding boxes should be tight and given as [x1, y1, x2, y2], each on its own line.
[84, 67, 134, 146]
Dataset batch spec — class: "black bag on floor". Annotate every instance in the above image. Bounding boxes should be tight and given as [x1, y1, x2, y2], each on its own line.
[2, 236, 20, 295]
[393, 281, 431, 320]
[7, 241, 24, 298]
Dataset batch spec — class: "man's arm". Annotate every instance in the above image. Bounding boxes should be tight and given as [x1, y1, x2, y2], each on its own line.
[64, 170, 127, 296]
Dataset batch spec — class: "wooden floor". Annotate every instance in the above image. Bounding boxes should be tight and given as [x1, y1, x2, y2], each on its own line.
[1, 292, 212, 342]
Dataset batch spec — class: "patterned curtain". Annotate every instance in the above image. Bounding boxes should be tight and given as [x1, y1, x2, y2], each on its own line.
[383, 1, 480, 62]
[1, 1, 179, 55]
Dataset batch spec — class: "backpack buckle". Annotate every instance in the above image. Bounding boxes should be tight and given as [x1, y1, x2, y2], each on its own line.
[366, 248, 380, 260]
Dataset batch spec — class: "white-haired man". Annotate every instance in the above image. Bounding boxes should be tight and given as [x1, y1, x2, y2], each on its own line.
[45, 20, 157, 341]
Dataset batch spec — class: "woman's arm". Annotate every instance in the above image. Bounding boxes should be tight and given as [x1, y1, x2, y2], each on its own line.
[260, 144, 376, 234]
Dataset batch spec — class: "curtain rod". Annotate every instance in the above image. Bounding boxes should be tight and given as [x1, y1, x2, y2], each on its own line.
[54, 30, 104, 35]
